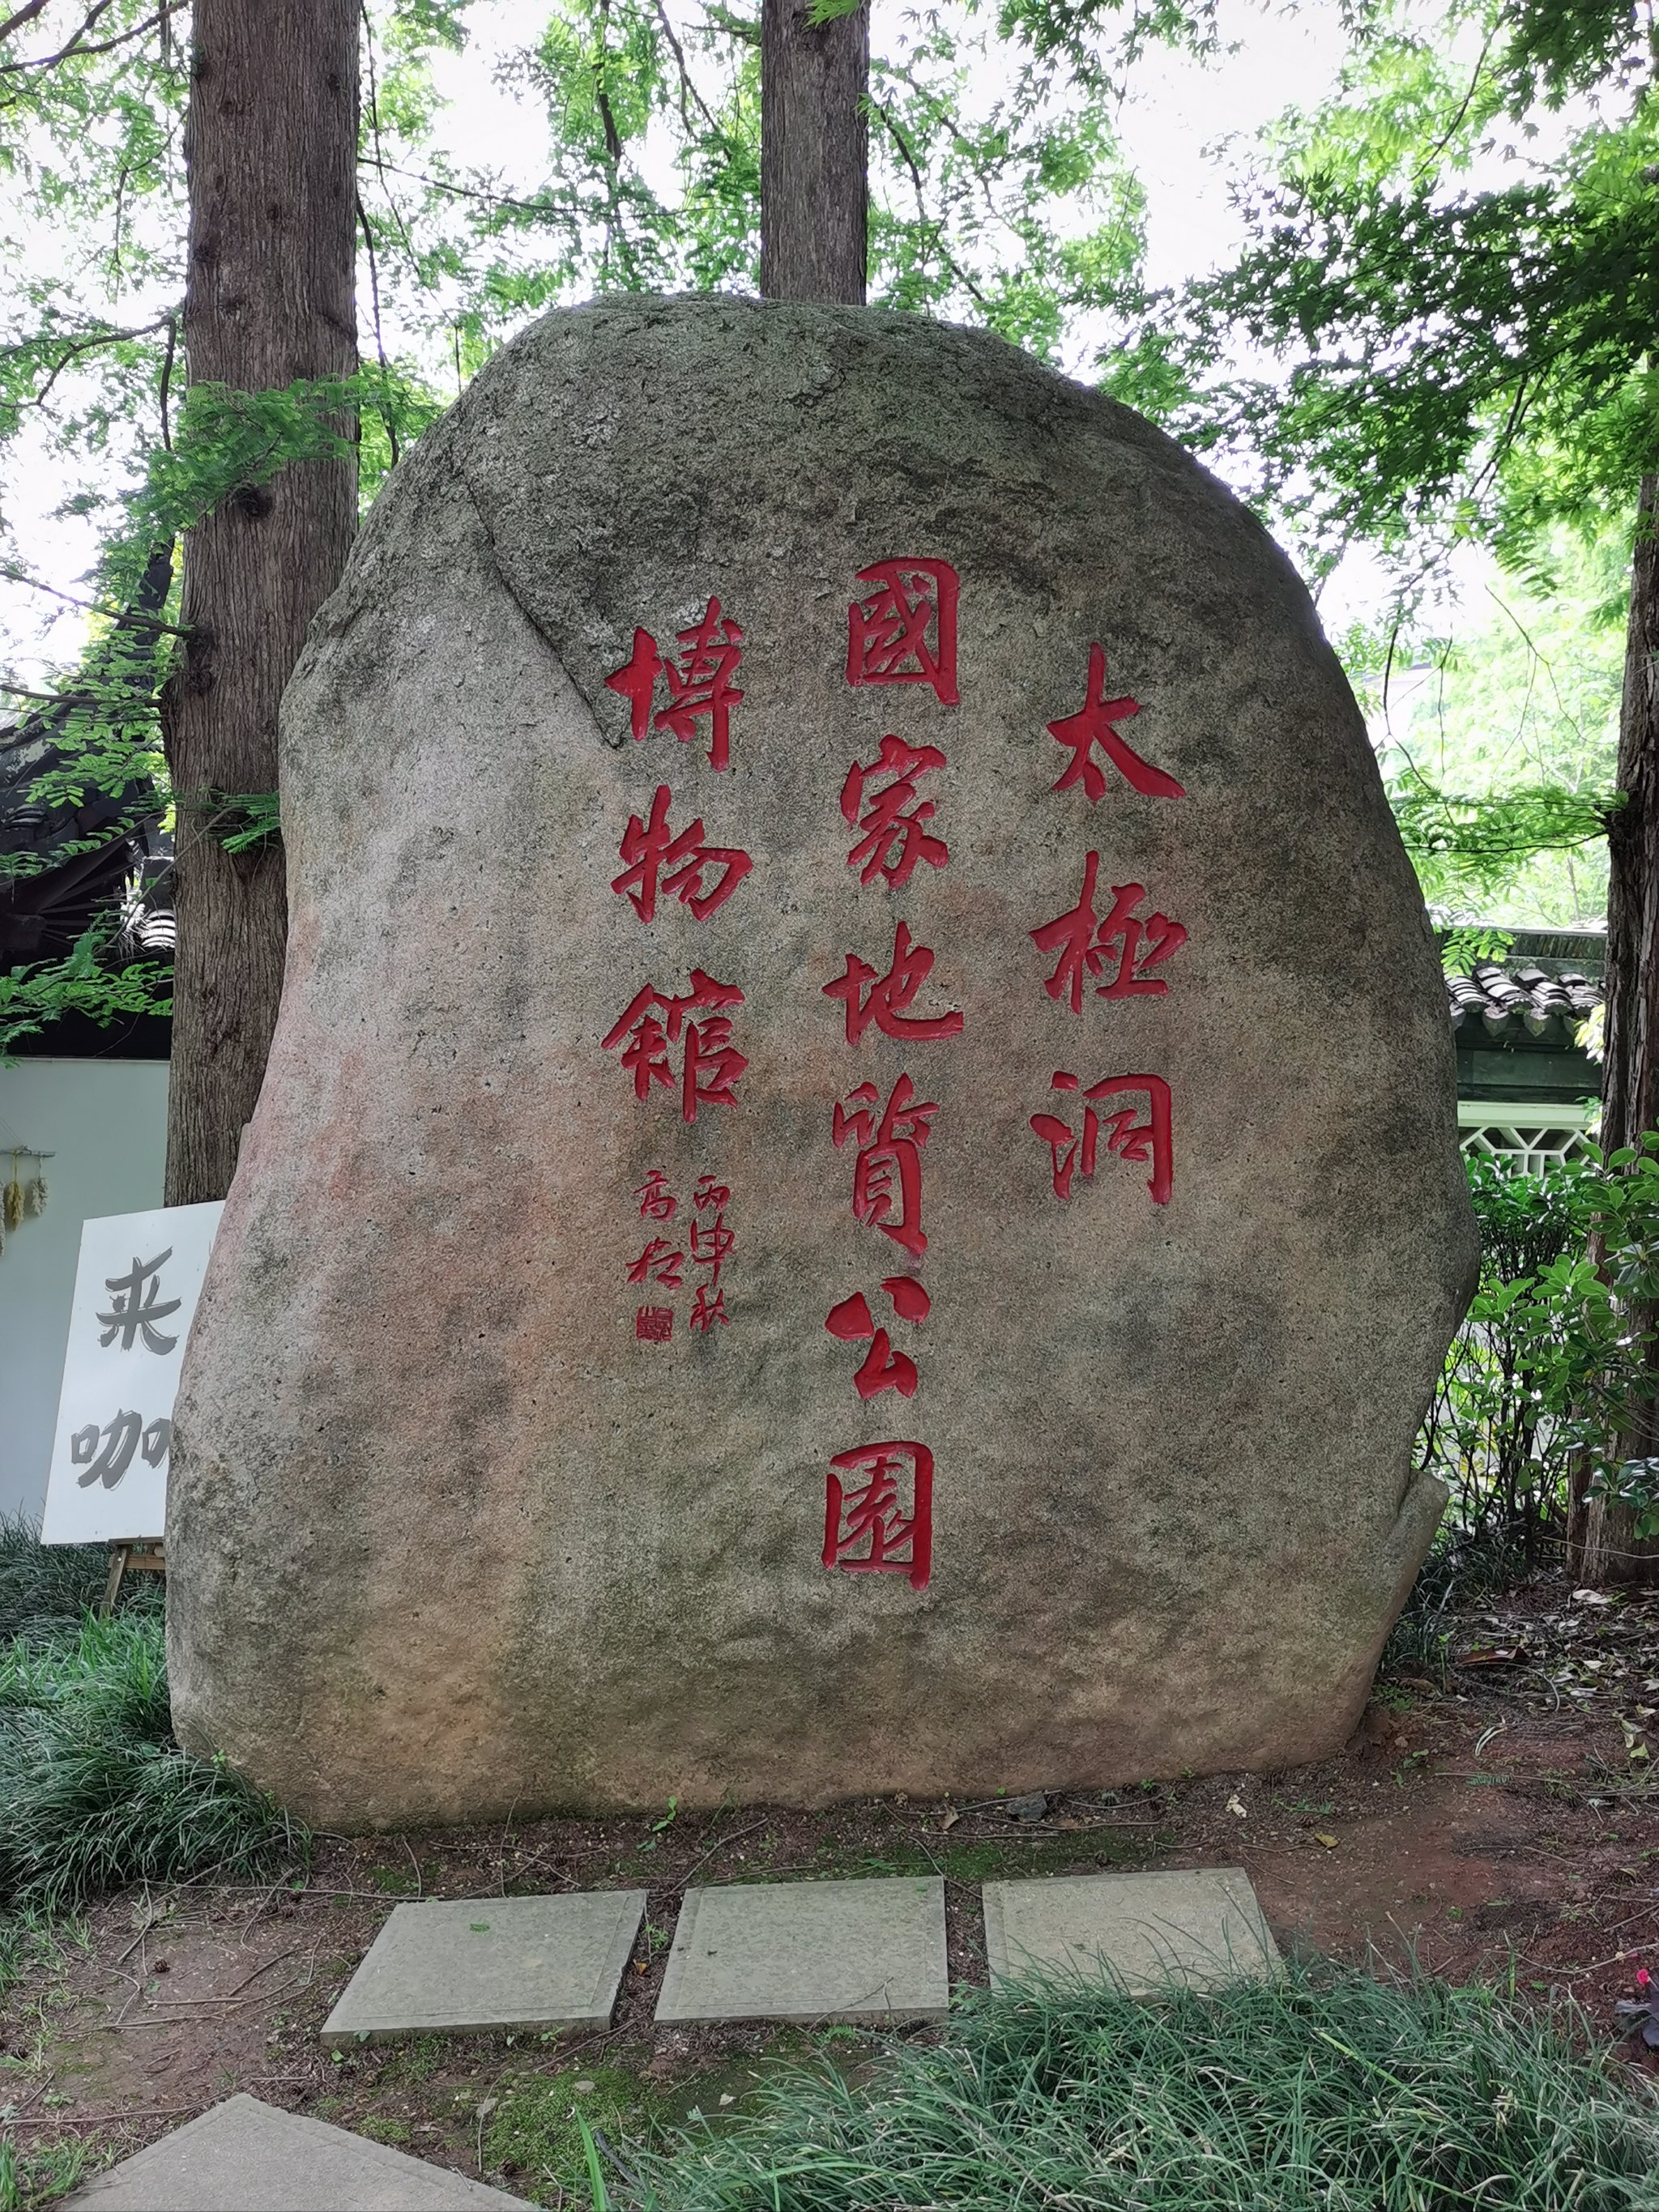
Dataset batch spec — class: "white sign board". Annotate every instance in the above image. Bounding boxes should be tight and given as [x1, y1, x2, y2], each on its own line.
[40, 1203, 224, 1545]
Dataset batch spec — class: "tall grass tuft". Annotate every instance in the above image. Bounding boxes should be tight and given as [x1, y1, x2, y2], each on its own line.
[627, 1963, 1659, 2210]
[0, 1514, 155, 1642]
[0, 1560, 304, 1921]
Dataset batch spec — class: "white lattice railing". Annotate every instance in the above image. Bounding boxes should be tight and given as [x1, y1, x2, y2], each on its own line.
[1456, 1099, 1598, 1175]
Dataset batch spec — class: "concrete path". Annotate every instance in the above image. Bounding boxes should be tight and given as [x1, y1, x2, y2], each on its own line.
[983, 1867, 1280, 1993]
[62, 1864, 1279, 2207]
[322, 1889, 646, 2044]
[63, 2094, 534, 2211]
[656, 1874, 949, 2024]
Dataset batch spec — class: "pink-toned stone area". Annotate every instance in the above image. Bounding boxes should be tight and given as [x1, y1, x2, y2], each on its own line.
[167, 297, 1475, 1827]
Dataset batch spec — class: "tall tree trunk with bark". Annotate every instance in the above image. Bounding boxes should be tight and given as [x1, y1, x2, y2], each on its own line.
[760, 0, 868, 305]
[162, 0, 359, 1204]
[1574, 473, 1659, 1584]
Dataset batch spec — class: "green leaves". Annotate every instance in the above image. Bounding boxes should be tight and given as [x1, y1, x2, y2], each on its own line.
[212, 790, 282, 857]
[1390, 779, 1614, 903]
[1589, 1458, 1659, 1540]
[1422, 1141, 1659, 1557]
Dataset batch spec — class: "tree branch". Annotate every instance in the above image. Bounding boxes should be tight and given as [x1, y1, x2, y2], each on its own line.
[354, 148, 580, 227]
[0, 3, 163, 74]
[158, 310, 175, 450]
[0, 0, 51, 45]
[651, 0, 721, 139]
[359, 3, 427, 292]
[868, 93, 989, 308]
[356, 187, 399, 468]
[1, 567, 190, 637]
[2, 315, 173, 412]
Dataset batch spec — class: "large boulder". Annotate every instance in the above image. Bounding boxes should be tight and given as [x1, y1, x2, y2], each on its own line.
[168, 296, 1475, 1826]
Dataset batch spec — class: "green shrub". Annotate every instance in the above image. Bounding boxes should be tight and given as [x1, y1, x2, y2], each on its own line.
[0, 1610, 304, 1918]
[624, 1966, 1659, 2210]
[1418, 1141, 1659, 1564]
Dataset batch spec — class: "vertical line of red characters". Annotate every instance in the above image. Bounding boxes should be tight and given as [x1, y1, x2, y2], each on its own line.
[602, 599, 752, 1342]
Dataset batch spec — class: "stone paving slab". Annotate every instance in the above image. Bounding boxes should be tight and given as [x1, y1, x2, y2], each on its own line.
[656, 1876, 949, 2024]
[64, 2095, 533, 2210]
[983, 1868, 1280, 1996]
[322, 1890, 647, 2045]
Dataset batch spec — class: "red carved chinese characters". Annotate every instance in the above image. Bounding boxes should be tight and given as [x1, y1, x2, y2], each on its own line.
[1047, 643, 1184, 803]
[841, 735, 949, 889]
[1031, 1072, 1173, 1206]
[691, 1212, 734, 1290]
[833, 1075, 937, 1257]
[612, 786, 753, 924]
[1030, 852, 1188, 1011]
[603, 970, 747, 1122]
[628, 1171, 737, 1338]
[823, 919, 964, 1044]
[627, 1237, 684, 1288]
[846, 560, 960, 705]
[603, 598, 744, 771]
[689, 1175, 734, 1331]
[823, 1441, 933, 1590]
[825, 1276, 930, 1400]
[634, 1169, 677, 1221]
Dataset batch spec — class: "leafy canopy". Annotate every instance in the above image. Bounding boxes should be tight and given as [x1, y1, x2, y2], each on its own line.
[2, 0, 1176, 1047]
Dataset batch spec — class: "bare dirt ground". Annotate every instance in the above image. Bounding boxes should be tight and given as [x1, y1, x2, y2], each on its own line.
[4, 1574, 1657, 2204]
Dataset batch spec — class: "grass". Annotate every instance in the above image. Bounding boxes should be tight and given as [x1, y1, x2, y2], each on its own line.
[486, 2065, 660, 2198]
[617, 1964, 1659, 2211]
[0, 1516, 145, 1644]
[0, 2133, 89, 2212]
[1381, 1521, 1537, 1686]
[0, 1519, 305, 1950]
[886, 1830, 1149, 1884]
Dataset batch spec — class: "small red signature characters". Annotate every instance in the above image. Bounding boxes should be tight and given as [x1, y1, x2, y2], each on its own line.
[626, 1237, 684, 1288]
[612, 786, 752, 923]
[689, 1176, 734, 1329]
[825, 1276, 930, 1400]
[634, 1169, 678, 1221]
[1047, 643, 1184, 803]
[846, 560, 960, 705]
[833, 1074, 937, 1257]
[603, 598, 744, 771]
[1030, 852, 1188, 1011]
[823, 1441, 934, 1591]
[823, 920, 964, 1044]
[603, 970, 747, 1122]
[636, 1306, 674, 1343]
[841, 735, 949, 889]
[690, 1209, 736, 1288]
[1031, 1072, 1173, 1205]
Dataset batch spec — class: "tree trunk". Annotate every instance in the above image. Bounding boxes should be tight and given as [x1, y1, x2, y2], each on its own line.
[162, 0, 358, 1204]
[1572, 472, 1659, 1583]
[760, 0, 868, 305]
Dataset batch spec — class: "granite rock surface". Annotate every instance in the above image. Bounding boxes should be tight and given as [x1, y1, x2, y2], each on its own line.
[168, 296, 1476, 1825]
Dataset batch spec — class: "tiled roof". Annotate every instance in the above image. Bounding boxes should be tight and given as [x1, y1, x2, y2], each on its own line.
[1443, 931, 1603, 1038]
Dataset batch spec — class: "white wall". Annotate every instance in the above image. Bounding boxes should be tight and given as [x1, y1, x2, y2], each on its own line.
[0, 1059, 168, 1526]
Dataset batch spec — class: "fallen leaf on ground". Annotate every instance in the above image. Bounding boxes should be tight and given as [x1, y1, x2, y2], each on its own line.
[1313, 1833, 1339, 1849]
